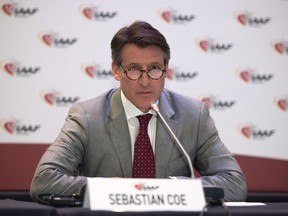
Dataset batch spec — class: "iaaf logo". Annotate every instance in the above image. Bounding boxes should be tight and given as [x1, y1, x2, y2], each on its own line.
[40, 90, 80, 106]
[1, 118, 40, 135]
[237, 67, 273, 83]
[199, 94, 235, 110]
[234, 11, 270, 27]
[274, 96, 288, 111]
[158, 8, 195, 23]
[271, 40, 288, 55]
[133, 183, 159, 191]
[1, 2, 38, 17]
[1, 60, 40, 76]
[81, 63, 113, 79]
[165, 66, 198, 81]
[38, 31, 77, 47]
[196, 37, 232, 53]
[79, 4, 117, 20]
[238, 123, 275, 139]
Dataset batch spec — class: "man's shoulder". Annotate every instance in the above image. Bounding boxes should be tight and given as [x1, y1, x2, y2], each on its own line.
[163, 89, 202, 106]
[71, 88, 118, 112]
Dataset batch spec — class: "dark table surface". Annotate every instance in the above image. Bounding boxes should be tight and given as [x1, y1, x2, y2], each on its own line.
[0, 199, 58, 216]
[57, 202, 288, 216]
[1, 199, 288, 216]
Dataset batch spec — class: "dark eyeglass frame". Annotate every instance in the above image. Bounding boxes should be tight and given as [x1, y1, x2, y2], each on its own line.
[118, 64, 166, 80]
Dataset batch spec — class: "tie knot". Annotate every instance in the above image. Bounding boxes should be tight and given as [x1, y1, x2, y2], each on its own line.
[137, 114, 153, 127]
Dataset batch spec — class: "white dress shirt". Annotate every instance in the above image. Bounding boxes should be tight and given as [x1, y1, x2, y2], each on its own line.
[121, 91, 157, 161]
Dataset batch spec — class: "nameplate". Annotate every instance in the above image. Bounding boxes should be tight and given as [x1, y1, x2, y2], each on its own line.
[83, 178, 205, 212]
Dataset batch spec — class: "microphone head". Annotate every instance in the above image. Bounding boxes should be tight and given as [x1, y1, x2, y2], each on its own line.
[150, 101, 159, 112]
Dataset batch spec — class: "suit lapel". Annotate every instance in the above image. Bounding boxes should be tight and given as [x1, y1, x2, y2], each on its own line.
[106, 89, 179, 178]
[106, 89, 133, 177]
[155, 91, 179, 178]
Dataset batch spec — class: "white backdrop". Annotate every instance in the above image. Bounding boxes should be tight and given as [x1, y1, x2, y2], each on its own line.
[0, 0, 287, 162]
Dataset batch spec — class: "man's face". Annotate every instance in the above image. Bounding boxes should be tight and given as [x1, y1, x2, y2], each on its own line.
[112, 44, 167, 113]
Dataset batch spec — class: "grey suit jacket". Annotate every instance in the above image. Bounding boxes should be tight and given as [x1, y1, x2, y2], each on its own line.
[30, 88, 247, 201]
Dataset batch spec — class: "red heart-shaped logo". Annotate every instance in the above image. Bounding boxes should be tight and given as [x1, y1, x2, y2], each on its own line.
[4, 121, 14, 134]
[240, 71, 250, 82]
[4, 63, 15, 75]
[199, 40, 209, 52]
[237, 14, 247, 25]
[162, 11, 171, 23]
[44, 93, 55, 105]
[42, 34, 53, 46]
[83, 8, 93, 19]
[202, 97, 212, 109]
[241, 127, 250, 138]
[2, 4, 13, 16]
[278, 99, 287, 111]
[85, 66, 95, 78]
[134, 184, 142, 191]
[275, 42, 284, 54]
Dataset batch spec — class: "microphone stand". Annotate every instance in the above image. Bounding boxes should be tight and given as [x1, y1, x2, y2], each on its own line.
[150, 102, 225, 205]
[150, 102, 195, 179]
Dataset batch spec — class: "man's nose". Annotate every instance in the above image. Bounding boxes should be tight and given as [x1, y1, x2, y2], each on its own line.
[138, 72, 151, 86]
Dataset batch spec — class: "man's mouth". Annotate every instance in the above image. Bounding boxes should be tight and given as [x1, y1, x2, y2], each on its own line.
[138, 91, 152, 97]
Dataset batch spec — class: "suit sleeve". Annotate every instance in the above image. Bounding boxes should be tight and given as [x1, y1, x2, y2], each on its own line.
[194, 103, 247, 202]
[30, 103, 88, 202]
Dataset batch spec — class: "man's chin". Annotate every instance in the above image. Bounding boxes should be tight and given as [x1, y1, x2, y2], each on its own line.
[137, 102, 152, 113]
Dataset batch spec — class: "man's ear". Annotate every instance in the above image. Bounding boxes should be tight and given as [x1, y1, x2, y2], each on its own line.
[112, 62, 120, 81]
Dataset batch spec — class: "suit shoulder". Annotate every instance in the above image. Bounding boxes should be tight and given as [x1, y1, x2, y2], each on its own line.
[71, 88, 117, 114]
[163, 89, 204, 109]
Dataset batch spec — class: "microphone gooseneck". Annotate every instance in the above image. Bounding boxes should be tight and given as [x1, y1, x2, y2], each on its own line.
[150, 102, 195, 179]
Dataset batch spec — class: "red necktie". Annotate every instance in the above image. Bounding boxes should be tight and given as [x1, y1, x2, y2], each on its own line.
[132, 114, 156, 178]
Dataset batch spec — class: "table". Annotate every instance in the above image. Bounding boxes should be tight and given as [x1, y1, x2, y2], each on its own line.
[1, 199, 288, 216]
[0, 199, 58, 216]
[57, 203, 288, 216]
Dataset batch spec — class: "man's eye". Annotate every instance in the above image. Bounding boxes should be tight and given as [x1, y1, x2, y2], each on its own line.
[149, 65, 161, 70]
[128, 67, 139, 71]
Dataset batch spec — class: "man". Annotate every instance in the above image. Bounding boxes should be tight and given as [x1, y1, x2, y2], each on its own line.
[30, 21, 247, 202]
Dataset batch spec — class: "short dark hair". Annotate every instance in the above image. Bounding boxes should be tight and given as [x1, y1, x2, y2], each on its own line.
[111, 21, 170, 65]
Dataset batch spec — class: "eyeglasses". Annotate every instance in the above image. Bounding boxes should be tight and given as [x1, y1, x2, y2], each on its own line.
[118, 64, 166, 80]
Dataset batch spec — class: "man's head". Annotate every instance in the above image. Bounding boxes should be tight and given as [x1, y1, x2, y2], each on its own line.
[111, 21, 171, 112]
[111, 21, 170, 65]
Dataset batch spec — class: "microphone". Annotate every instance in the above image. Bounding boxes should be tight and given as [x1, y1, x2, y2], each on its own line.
[150, 101, 195, 179]
[150, 101, 225, 204]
